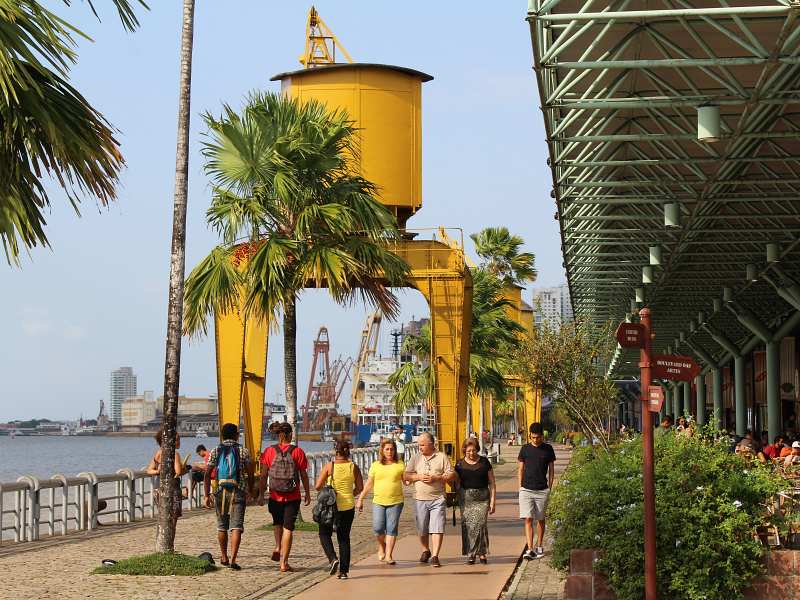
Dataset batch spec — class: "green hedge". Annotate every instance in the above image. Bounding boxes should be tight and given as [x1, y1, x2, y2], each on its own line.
[548, 431, 786, 600]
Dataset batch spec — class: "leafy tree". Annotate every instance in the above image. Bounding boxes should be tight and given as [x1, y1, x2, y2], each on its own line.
[184, 92, 409, 430]
[470, 226, 536, 285]
[0, 0, 148, 263]
[515, 319, 618, 451]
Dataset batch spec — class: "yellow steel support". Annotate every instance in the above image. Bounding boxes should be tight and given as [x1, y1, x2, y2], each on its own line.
[214, 237, 471, 463]
[214, 306, 268, 463]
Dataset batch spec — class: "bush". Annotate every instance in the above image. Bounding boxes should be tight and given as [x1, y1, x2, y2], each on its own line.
[93, 552, 213, 576]
[548, 431, 786, 600]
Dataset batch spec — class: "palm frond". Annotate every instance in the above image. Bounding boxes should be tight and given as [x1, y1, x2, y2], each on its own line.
[183, 246, 244, 338]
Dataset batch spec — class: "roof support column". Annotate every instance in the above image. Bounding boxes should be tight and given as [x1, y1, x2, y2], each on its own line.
[673, 383, 682, 422]
[766, 341, 780, 441]
[734, 355, 747, 437]
[696, 374, 706, 427]
[664, 385, 672, 421]
[682, 381, 692, 420]
[712, 367, 723, 430]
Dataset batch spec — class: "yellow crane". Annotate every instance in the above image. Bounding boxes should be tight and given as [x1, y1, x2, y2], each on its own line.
[350, 311, 382, 423]
[299, 6, 353, 68]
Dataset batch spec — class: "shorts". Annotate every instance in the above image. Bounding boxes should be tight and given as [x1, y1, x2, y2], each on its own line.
[268, 498, 301, 531]
[215, 488, 246, 532]
[191, 469, 205, 484]
[373, 502, 404, 537]
[519, 488, 550, 521]
[414, 497, 446, 535]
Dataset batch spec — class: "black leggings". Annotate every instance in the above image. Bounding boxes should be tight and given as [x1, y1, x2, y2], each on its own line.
[319, 508, 355, 574]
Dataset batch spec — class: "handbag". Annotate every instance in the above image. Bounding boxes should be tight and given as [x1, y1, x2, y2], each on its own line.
[312, 462, 338, 527]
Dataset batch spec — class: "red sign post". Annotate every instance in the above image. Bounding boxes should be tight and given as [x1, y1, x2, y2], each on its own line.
[646, 386, 664, 412]
[652, 354, 701, 381]
[638, 309, 658, 600]
[615, 322, 645, 348]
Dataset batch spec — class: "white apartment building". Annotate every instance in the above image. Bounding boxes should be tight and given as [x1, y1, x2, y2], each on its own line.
[532, 284, 574, 327]
[109, 367, 137, 424]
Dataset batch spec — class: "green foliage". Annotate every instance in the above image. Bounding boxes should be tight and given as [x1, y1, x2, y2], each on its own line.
[469, 226, 536, 285]
[257, 520, 319, 532]
[0, 0, 148, 263]
[548, 433, 786, 600]
[92, 552, 213, 576]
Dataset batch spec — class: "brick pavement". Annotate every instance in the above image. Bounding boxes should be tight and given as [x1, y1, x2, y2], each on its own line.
[0, 444, 570, 600]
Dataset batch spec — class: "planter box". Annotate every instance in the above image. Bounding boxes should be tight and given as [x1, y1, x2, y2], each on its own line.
[564, 548, 800, 600]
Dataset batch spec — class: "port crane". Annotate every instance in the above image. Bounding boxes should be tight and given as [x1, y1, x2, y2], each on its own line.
[302, 327, 353, 432]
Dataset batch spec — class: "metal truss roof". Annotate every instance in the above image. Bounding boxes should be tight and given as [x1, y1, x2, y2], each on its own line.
[527, 1, 800, 375]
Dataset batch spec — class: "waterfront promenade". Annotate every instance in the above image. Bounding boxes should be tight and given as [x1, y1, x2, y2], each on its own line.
[0, 445, 569, 600]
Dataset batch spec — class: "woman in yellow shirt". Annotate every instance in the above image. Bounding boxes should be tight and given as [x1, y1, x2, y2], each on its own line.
[356, 439, 405, 565]
[315, 439, 364, 579]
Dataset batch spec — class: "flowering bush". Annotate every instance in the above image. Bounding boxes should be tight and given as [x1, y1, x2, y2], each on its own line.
[548, 431, 786, 600]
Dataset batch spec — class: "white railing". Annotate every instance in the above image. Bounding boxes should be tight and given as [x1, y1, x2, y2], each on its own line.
[0, 444, 418, 546]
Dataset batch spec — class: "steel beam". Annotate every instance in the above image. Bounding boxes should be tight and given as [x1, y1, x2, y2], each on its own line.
[734, 355, 746, 437]
[533, 7, 790, 22]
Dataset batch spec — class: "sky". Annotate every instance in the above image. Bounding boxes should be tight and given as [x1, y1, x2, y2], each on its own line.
[0, 1, 563, 421]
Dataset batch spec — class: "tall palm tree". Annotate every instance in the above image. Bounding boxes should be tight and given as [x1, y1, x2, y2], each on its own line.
[184, 92, 409, 431]
[390, 267, 523, 420]
[157, 0, 194, 553]
[0, 0, 148, 264]
[470, 227, 537, 285]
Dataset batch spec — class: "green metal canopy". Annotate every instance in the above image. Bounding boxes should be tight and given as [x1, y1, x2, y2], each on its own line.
[527, 1, 800, 376]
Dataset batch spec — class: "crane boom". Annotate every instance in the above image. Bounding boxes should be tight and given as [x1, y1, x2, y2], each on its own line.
[300, 6, 353, 68]
[350, 311, 382, 422]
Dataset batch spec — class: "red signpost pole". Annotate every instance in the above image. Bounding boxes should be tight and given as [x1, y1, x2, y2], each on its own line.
[639, 307, 657, 600]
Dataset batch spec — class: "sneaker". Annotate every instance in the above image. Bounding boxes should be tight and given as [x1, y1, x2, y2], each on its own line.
[329, 558, 340, 575]
[523, 549, 536, 561]
[534, 546, 545, 559]
[337, 572, 348, 580]
[431, 556, 441, 568]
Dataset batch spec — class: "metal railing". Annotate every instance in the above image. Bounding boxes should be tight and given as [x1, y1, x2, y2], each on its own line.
[0, 443, 418, 546]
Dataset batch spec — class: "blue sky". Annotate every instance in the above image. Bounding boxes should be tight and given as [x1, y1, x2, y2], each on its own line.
[0, 2, 562, 421]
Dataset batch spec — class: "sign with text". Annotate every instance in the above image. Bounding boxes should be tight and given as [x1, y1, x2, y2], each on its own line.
[615, 322, 645, 348]
[652, 354, 701, 382]
[646, 386, 665, 412]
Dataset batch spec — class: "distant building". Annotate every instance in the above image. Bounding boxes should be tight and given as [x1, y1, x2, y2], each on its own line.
[532, 284, 573, 327]
[153, 395, 218, 417]
[121, 391, 156, 430]
[109, 367, 137, 424]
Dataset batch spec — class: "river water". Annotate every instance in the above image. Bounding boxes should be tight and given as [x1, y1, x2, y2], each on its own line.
[0, 436, 334, 482]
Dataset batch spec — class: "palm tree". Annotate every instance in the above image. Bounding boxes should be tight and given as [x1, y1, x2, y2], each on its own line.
[390, 267, 523, 425]
[184, 92, 409, 431]
[157, 0, 195, 553]
[0, 0, 148, 264]
[470, 227, 537, 285]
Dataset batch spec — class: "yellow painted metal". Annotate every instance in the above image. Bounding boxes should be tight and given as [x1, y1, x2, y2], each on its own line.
[300, 6, 353, 68]
[214, 304, 268, 464]
[274, 64, 428, 227]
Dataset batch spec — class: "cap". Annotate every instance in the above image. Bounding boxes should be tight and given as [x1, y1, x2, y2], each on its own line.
[792, 441, 800, 449]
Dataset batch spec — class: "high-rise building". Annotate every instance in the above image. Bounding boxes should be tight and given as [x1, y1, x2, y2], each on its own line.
[109, 367, 137, 424]
[532, 284, 573, 327]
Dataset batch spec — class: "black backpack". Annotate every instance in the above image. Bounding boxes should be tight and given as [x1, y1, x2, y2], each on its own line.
[312, 463, 338, 527]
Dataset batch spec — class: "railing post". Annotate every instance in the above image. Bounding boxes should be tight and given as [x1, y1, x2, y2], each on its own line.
[53, 475, 69, 536]
[79, 473, 98, 531]
[118, 470, 136, 523]
[18, 476, 40, 542]
[149, 476, 157, 519]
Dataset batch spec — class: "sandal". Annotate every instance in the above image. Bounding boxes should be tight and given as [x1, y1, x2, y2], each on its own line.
[386, 560, 396, 565]
[271, 550, 280, 562]
[479, 557, 488, 564]
[467, 556, 475, 565]
[280, 565, 295, 573]
[220, 559, 230, 567]
[230, 563, 241, 571]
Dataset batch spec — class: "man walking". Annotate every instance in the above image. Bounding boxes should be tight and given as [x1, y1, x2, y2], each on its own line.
[259, 422, 311, 573]
[518, 422, 556, 560]
[204, 423, 251, 570]
[403, 432, 454, 567]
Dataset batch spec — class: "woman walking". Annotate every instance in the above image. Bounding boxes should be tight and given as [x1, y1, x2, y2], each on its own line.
[315, 439, 363, 579]
[455, 437, 495, 564]
[356, 439, 405, 565]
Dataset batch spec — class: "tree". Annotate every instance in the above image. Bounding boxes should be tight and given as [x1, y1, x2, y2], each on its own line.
[470, 226, 537, 285]
[157, 0, 194, 553]
[514, 319, 618, 451]
[390, 266, 523, 424]
[183, 92, 409, 431]
[0, 0, 148, 264]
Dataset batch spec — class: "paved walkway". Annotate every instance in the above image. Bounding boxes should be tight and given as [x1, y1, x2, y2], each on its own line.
[0, 444, 570, 600]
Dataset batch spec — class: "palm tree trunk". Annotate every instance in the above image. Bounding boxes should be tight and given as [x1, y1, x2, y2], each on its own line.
[284, 296, 298, 431]
[156, 0, 195, 554]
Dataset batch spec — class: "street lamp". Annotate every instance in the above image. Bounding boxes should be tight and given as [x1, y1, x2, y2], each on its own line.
[642, 266, 654, 284]
[664, 203, 681, 228]
[649, 245, 662, 266]
[746, 263, 758, 282]
[767, 243, 780, 263]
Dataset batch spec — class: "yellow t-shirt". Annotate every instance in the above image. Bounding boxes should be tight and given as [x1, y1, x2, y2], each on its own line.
[327, 462, 356, 511]
[368, 460, 405, 506]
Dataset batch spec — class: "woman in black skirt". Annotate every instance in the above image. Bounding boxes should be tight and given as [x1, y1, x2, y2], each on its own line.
[454, 437, 496, 564]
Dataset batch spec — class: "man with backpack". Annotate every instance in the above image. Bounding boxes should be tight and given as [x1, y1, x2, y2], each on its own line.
[204, 422, 252, 570]
[258, 422, 311, 573]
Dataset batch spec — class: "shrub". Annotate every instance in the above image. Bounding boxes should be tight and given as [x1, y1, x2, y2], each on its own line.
[548, 431, 786, 600]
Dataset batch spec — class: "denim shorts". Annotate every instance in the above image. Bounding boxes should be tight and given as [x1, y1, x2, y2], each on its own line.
[215, 488, 245, 532]
[372, 502, 403, 536]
